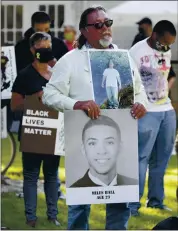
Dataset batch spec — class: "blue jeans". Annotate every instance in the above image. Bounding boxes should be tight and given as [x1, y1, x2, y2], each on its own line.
[129, 110, 176, 211]
[22, 152, 60, 221]
[68, 203, 130, 230]
[106, 86, 119, 107]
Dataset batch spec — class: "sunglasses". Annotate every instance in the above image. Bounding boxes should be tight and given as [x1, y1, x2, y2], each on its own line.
[86, 19, 113, 29]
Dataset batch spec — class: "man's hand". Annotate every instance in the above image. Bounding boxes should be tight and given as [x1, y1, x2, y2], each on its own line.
[101, 83, 104, 88]
[131, 103, 147, 119]
[74, 100, 100, 119]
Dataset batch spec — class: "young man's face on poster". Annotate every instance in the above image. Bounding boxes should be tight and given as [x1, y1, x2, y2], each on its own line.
[82, 125, 120, 176]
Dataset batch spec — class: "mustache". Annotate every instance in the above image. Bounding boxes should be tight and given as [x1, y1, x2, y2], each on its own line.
[102, 32, 112, 37]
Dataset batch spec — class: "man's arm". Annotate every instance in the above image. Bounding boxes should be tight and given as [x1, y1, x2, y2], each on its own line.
[42, 55, 77, 111]
[168, 65, 176, 90]
[11, 72, 25, 111]
[129, 54, 148, 108]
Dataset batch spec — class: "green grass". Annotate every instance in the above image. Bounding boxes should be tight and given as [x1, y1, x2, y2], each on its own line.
[1, 134, 178, 230]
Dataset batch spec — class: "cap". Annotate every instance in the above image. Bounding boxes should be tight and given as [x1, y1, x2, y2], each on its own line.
[136, 17, 152, 25]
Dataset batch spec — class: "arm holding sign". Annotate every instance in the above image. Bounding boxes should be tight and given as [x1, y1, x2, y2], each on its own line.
[42, 54, 100, 119]
[11, 72, 25, 111]
[129, 55, 148, 119]
[11, 72, 43, 111]
[42, 56, 78, 111]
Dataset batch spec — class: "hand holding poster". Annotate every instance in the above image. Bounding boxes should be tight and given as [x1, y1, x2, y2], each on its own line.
[88, 49, 134, 109]
[1, 47, 17, 99]
[64, 109, 139, 205]
[20, 95, 64, 156]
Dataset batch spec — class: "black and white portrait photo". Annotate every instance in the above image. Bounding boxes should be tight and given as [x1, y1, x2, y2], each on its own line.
[64, 109, 139, 205]
[1, 46, 17, 99]
[88, 50, 134, 109]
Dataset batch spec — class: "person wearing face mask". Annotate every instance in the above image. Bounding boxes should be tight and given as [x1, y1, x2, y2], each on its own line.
[15, 11, 68, 73]
[11, 32, 60, 228]
[14, 11, 67, 201]
[63, 25, 77, 51]
[131, 18, 176, 90]
[129, 20, 177, 216]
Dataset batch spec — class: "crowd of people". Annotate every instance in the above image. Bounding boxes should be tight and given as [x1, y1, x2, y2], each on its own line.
[1, 6, 178, 230]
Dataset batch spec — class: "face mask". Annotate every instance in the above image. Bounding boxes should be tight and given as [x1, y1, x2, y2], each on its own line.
[155, 40, 170, 52]
[35, 48, 54, 63]
[64, 32, 74, 42]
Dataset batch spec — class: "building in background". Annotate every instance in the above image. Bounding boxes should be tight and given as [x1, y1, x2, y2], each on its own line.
[1, 1, 122, 46]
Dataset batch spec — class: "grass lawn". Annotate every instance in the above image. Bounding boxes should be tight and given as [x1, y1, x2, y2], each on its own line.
[1, 134, 178, 230]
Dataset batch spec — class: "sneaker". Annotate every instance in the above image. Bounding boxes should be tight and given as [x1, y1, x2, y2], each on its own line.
[48, 218, 60, 226]
[147, 204, 172, 211]
[58, 191, 66, 200]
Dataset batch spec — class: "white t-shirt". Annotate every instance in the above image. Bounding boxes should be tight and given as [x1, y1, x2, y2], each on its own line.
[103, 68, 121, 88]
[129, 38, 173, 112]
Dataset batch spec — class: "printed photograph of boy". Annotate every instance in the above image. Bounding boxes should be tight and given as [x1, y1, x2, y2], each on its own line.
[70, 115, 138, 187]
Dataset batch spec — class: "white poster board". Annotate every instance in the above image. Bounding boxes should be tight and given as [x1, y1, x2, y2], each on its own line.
[1, 46, 17, 99]
[64, 109, 139, 205]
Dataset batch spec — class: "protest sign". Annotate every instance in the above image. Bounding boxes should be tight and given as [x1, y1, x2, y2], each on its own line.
[64, 109, 139, 205]
[20, 95, 64, 156]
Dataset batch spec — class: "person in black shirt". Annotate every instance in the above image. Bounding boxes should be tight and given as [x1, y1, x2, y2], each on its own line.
[15, 11, 68, 73]
[15, 11, 66, 200]
[131, 17, 152, 47]
[11, 32, 60, 228]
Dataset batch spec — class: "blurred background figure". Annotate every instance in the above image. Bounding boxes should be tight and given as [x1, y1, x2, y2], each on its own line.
[15, 11, 68, 73]
[131, 17, 152, 46]
[63, 25, 77, 51]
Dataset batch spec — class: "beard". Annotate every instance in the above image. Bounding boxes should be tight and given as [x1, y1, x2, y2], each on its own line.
[99, 35, 112, 48]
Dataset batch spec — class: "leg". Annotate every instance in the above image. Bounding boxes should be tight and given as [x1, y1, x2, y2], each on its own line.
[106, 203, 130, 230]
[147, 110, 176, 207]
[43, 155, 60, 220]
[106, 87, 113, 108]
[22, 152, 42, 222]
[111, 87, 119, 108]
[68, 205, 91, 230]
[129, 112, 160, 213]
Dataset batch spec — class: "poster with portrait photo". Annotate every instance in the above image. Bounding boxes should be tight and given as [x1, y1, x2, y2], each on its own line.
[64, 109, 139, 205]
[1, 46, 17, 99]
[88, 50, 134, 109]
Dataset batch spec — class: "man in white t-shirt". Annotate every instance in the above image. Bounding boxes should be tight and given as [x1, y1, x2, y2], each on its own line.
[129, 20, 177, 216]
[102, 60, 121, 108]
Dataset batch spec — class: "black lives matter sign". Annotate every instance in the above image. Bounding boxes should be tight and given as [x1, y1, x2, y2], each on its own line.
[20, 95, 63, 155]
